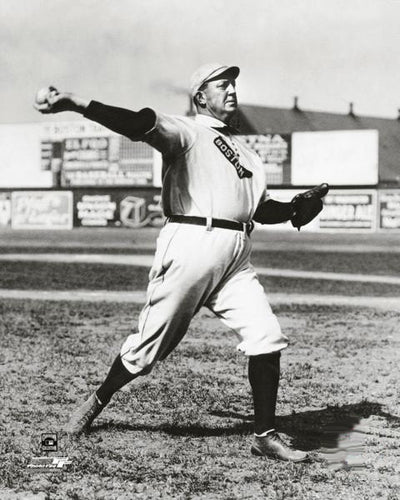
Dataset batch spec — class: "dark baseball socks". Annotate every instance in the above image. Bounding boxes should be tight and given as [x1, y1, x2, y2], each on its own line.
[248, 351, 281, 435]
[96, 350, 281, 436]
[95, 355, 137, 405]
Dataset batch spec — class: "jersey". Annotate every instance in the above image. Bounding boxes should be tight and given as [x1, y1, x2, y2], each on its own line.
[143, 113, 270, 221]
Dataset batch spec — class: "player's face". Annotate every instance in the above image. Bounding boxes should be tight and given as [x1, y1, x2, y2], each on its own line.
[202, 78, 238, 122]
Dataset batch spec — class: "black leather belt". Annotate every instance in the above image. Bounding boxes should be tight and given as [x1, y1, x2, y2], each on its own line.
[167, 215, 254, 235]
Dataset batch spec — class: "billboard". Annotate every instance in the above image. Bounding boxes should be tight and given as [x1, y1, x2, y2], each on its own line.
[291, 130, 379, 186]
[74, 189, 163, 228]
[59, 136, 155, 186]
[11, 191, 73, 230]
[39, 122, 158, 187]
[237, 134, 291, 185]
[379, 190, 400, 230]
[0, 124, 53, 188]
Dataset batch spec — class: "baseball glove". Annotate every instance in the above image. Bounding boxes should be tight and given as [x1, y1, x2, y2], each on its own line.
[290, 183, 330, 231]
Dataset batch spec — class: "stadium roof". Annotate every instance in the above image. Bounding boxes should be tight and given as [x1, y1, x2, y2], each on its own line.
[237, 104, 400, 186]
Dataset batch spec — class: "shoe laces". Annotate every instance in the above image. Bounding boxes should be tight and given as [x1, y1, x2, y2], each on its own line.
[268, 432, 288, 446]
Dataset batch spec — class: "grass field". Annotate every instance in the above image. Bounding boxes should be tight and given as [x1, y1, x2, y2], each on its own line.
[0, 229, 399, 499]
[1, 260, 400, 298]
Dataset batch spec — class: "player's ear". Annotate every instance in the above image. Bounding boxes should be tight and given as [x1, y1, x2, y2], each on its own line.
[195, 91, 207, 108]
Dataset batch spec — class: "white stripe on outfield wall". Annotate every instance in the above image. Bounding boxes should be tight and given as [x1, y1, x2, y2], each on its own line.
[1, 253, 400, 285]
[0, 289, 399, 310]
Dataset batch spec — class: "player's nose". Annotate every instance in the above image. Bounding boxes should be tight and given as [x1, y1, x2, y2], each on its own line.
[226, 82, 236, 94]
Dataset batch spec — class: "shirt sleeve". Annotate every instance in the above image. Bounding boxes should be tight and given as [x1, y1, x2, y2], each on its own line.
[83, 101, 156, 140]
[143, 113, 196, 157]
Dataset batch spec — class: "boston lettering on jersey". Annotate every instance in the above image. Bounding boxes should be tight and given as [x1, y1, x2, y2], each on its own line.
[213, 136, 252, 179]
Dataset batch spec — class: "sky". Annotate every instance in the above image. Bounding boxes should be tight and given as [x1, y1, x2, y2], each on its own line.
[1, 0, 400, 124]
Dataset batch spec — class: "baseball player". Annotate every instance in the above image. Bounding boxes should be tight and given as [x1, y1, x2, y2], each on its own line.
[35, 63, 327, 462]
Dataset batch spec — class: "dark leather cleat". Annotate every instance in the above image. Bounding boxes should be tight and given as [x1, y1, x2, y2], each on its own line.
[66, 393, 106, 435]
[251, 432, 309, 462]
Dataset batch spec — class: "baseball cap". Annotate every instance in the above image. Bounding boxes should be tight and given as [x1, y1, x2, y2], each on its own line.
[190, 63, 240, 96]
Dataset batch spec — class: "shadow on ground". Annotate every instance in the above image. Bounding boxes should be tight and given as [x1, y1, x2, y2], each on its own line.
[91, 401, 399, 452]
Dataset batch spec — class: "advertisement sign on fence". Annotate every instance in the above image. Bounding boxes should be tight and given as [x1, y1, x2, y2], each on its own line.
[319, 191, 376, 230]
[7, 187, 400, 232]
[11, 191, 73, 230]
[379, 190, 400, 230]
[76, 194, 117, 226]
[74, 189, 164, 228]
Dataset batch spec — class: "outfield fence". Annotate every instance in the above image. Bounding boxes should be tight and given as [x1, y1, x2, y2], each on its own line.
[0, 186, 399, 232]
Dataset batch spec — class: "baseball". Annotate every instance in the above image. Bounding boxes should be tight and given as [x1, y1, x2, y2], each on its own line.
[35, 86, 55, 104]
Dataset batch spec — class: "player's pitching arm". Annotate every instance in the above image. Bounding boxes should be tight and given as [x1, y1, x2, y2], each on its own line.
[33, 87, 157, 142]
[34, 87, 156, 140]
[33, 86, 192, 157]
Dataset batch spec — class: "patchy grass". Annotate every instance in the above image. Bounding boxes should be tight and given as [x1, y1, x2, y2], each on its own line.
[0, 248, 399, 277]
[0, 299, 399, 499]
[250, 250, 400, 277]
[0, 261, 150, 291]
[1, 260, 400, 297]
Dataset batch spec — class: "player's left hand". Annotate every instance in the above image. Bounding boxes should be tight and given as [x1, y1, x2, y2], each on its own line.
[290, 183, 329, 231]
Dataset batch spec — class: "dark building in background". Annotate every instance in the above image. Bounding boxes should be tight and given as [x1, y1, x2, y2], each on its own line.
[235, 102, 400, 187]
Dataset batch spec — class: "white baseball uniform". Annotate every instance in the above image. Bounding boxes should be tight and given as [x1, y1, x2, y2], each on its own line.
[120, 113, 288, 375]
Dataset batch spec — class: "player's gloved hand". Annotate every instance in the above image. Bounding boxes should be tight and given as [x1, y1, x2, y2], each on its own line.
[34, 87, 88, 114]
[290, 183, 330, 231]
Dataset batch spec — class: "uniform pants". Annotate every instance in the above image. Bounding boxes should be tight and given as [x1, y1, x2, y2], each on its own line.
[120, 223, 288, 375]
